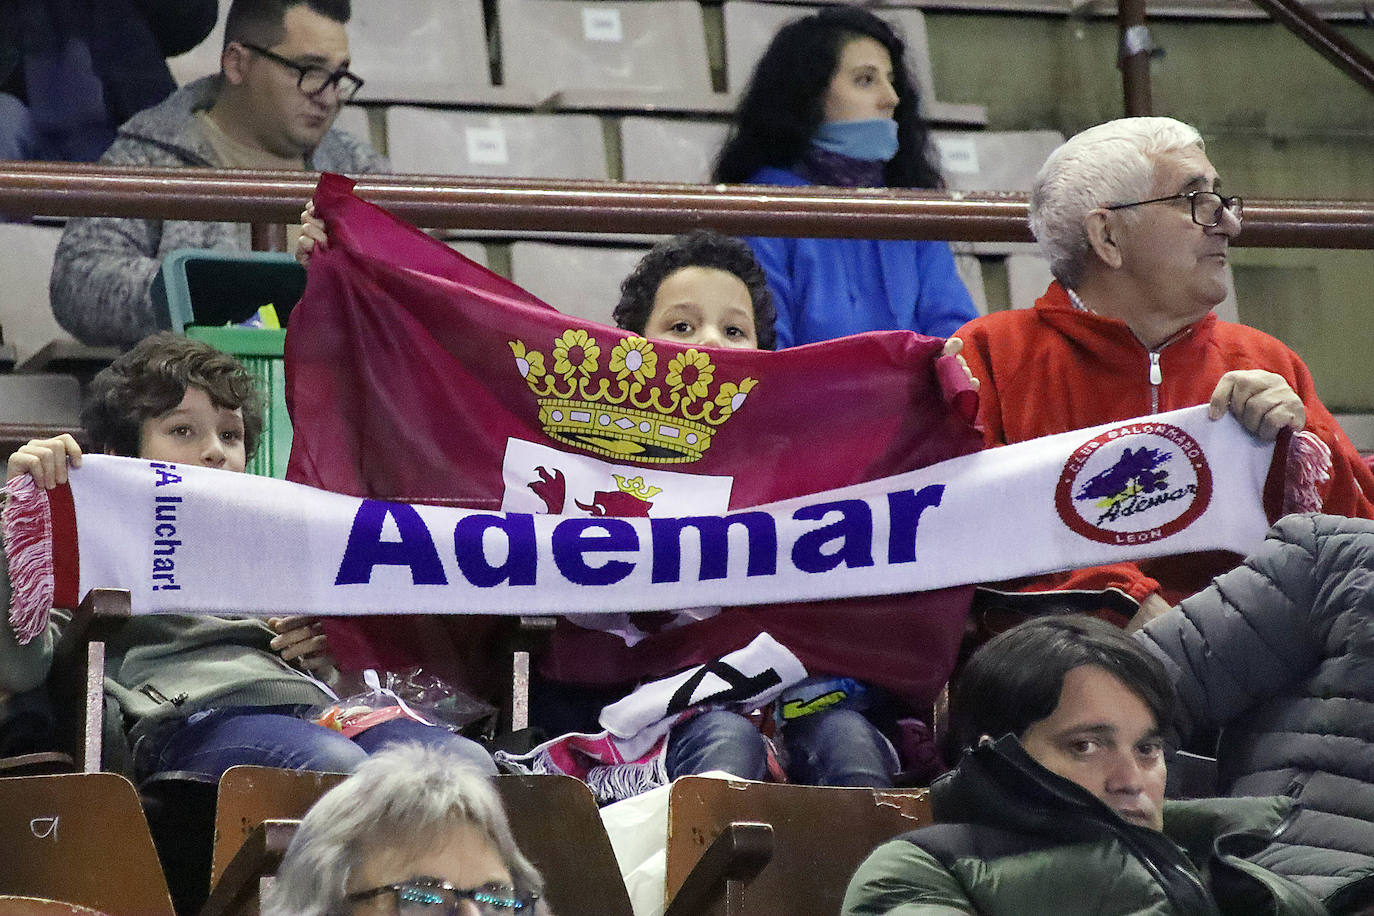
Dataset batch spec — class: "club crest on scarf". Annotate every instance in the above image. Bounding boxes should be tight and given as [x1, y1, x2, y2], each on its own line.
[509, 330, 759, 464]
[1054, 421, 1213, 546]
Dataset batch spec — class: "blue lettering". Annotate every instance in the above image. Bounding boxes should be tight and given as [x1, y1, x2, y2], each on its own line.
[650, 513, 777, 583]
[453, 514, 538, 587]
[791, 499, 874, 574]
[887, 485, 945, 564]
[551, 518, 637, 586]
[335, 500, 448, 586]
[150, 463, 182, 487]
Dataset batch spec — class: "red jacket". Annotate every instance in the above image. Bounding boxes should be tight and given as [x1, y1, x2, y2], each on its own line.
[956, 282, 1374, 608]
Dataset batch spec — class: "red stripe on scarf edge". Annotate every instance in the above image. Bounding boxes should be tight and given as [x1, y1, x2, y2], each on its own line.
[49, 482, 79, 609]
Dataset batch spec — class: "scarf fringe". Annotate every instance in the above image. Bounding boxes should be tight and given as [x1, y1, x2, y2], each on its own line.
[2, 476, 55, 645]
[493, 745, 669, 805]
[1284, 431, 1331, 515]
[584, 755, 669, 805]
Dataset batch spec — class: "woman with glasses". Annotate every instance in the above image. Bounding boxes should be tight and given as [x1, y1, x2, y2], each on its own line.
[264, 743, 546, 916]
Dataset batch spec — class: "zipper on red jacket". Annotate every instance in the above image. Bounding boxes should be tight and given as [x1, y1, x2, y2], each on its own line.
[1146, 327, 1194, 414]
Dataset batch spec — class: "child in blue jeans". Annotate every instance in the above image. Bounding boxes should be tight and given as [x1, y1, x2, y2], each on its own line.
[1, 333, 494, 779]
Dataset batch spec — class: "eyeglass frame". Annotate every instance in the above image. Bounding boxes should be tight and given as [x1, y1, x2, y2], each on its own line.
[345, 878, 538, 915]
[1103, 190, 1243, 228]
[237, 41, 364, 101]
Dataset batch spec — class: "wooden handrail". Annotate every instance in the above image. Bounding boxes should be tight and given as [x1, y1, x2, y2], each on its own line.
[2, 161, 1373, 249]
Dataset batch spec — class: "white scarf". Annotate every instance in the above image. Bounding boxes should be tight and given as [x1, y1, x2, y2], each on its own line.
[5, 406, 1283, 639]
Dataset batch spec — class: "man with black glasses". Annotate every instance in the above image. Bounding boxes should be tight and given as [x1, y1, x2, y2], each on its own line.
[952, 117, 1374, 630]
[51, 0, 386, 348]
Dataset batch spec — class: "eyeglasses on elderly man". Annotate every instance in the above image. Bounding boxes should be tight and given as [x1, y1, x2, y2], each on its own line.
[1104, 190, 1243, 228]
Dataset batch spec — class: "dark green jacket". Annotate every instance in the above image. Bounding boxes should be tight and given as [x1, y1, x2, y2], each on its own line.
[843, 736, 1329, 915]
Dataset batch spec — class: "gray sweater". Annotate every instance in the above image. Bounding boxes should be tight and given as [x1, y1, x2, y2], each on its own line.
[1139, 513, 1374, 910]
[1, 548, 328, 764]
[49, 75, 388, 347]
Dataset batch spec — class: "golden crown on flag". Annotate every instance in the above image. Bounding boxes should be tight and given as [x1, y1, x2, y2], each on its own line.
[509, 330, 758, 464]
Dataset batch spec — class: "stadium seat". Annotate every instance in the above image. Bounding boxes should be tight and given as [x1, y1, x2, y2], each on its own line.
[385, 107, 610, 179]
[204, 767, 636, 916]
[447, 240, 490, 267]
[721, 3, 986, 126]
[1005, 249, 1056, 310]
[664, 776, 933, 916]
[497, 0, 728, 112]
[0, 375, 80, 427]
[619, 117, 732, 184]
[209, 766, 349, 888]
[0, 223, 70, 367]
[0, 896, 110, 916]
[0, 772, 175, 916]
[508, 241, 651, 325]
[349, 0, 533, 106]
[1336, 413, 1374, 454]
[931, 130, 1065, 192]
[44, 589, 131, 775]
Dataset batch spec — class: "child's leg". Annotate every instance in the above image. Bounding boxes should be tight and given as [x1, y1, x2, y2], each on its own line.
[665, 709, 767, 780]
[781, 708, 898, 787]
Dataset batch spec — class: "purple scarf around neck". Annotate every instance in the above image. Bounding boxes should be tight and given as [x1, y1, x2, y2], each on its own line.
[793, 145, 887, 188]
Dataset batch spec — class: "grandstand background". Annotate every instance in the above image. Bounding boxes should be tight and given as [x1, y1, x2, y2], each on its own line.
[3, 0, 1372, 420]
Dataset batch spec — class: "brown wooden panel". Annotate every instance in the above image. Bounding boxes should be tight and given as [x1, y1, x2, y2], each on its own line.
[0, 896, 110, 916]
[210, 766, 349, 885]
[496, 774, 634, 916]
[0, 773, 175, 916]
[666, 777, 933, 916]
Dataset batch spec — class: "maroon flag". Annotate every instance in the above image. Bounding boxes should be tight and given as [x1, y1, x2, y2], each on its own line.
[287, 174, 986, 709]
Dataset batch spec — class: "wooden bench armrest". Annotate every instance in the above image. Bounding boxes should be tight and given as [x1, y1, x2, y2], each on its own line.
[199, 819, 299, 916]
[53, 589, 131, 663]
[663, 822, 773, 916]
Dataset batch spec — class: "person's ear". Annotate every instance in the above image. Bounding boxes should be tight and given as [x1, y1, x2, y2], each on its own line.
[221, 42, 251, 86]
[1084, 209, 1124, 270]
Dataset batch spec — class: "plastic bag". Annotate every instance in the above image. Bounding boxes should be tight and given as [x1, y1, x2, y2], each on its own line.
[310, 667, 495, 739]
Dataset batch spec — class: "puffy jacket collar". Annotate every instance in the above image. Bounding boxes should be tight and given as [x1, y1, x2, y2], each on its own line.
[932, 734, 1134, 840]
[933, 735, 1223, 915]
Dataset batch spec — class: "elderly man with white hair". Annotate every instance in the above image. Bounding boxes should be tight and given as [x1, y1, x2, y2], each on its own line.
[954, 116, 1374, 630]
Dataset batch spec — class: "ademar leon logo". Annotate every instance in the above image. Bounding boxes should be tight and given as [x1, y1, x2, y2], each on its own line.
[1055, 422, 1212, 546]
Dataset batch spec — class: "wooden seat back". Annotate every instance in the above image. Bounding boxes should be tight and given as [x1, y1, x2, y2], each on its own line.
[495, 774, 634, 916]
[211, 768, 634, 916]
[0, 773, 174, 916]
[665, 777, 933, 916]
[210, 766, 349, 886]
[0, 896, 111, 916]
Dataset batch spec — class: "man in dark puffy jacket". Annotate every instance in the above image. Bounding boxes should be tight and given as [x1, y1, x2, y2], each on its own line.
[1139, 513, 1374, 913]
[843, 615, 1330, 915]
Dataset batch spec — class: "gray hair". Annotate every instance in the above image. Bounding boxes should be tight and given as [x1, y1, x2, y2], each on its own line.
[263, 744, 543, 916]
[1029, 117, 1205, 287]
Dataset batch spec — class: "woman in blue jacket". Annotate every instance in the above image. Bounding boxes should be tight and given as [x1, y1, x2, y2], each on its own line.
[713, 6, 977, 347]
